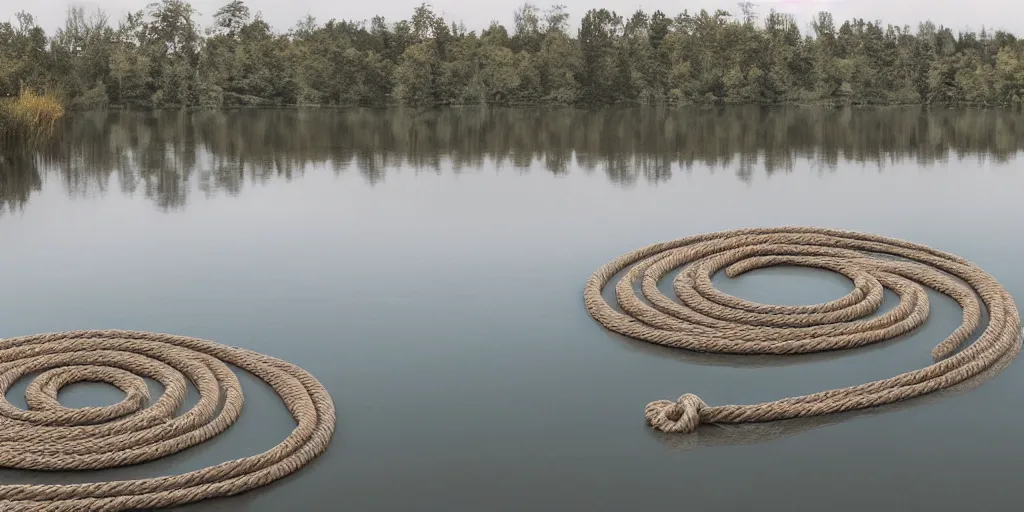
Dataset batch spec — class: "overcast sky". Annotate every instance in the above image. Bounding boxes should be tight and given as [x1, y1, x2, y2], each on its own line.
[8, 0, 1024, 37]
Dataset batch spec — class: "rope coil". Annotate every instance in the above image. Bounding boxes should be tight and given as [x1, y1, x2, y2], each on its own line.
[583, 227, 1021, 434]
[0, 330, 335, 511]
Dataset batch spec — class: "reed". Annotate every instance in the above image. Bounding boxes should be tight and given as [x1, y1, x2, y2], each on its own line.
[0, 88, 65, 142]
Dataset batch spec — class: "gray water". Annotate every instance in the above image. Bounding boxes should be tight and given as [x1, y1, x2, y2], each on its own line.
[2, 106, 1024, 511]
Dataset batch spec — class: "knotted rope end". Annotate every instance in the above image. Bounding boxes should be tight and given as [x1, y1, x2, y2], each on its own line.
[645, 393, 706, 434]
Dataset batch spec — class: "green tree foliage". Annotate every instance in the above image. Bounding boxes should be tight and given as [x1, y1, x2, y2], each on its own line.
[2, 1, 1024, 108]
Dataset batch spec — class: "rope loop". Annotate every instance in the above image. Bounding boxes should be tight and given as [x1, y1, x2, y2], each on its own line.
[584, 227, 1021, 434]
[0, 329, 336, 511]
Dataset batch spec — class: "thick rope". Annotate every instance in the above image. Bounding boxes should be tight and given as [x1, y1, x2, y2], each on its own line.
[583, 227, 1021, 434]
[0, 330, 335, 511]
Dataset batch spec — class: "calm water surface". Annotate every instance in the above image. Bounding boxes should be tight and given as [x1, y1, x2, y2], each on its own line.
[2, 107, 1024, 510]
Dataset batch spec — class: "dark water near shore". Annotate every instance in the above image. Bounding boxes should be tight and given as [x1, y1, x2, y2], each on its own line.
[2, 106, 1024, 511]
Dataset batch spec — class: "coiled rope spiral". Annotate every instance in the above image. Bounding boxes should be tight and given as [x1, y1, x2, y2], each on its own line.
[0, 330, 335, 511]
[583, 227, 1021, 434]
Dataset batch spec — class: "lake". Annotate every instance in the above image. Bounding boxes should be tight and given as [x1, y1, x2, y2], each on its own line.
[2, 106, 1024, 511]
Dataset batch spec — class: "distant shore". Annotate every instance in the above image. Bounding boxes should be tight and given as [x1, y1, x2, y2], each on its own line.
[2, 1, 1023, 111]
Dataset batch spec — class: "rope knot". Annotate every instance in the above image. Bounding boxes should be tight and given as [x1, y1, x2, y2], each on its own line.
[645, 393, 706, 434]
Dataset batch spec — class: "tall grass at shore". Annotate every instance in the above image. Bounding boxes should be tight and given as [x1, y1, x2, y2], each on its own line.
[0, 89, 65, 143]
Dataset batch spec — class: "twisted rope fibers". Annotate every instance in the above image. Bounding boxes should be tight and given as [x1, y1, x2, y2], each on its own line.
[0, 330, 335, 511]
[583, 227, 1021, 434]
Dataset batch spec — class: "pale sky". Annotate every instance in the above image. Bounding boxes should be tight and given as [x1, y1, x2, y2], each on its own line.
[6, 0, 1024, 37]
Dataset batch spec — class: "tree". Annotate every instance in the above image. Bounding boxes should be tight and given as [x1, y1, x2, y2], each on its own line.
[577, 9, 621, 104]
[213, 0, 250, 37]
[2, 3, 1023, 109]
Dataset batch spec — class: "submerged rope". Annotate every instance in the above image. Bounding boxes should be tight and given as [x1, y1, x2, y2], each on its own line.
[583, 227, 1021, 434]
[0, 330, 335, 511]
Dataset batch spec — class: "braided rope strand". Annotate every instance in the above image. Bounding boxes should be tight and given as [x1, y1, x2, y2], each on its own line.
[0, 330, 335, 511]
[583, 227, 1021, 434]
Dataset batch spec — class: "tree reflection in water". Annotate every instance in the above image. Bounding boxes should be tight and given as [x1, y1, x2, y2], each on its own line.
[2, 106, 1022, 213]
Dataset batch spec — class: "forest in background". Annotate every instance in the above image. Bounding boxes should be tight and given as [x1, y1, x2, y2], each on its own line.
[2, 0, 1024, 109]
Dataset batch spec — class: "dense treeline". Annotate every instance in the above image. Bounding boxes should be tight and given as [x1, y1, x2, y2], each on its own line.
[2, 1, 1024, 108]
[3, 106, 1022, 214]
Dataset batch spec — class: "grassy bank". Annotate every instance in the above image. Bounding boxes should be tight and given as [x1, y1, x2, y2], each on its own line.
[0, 90, 65, 143]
